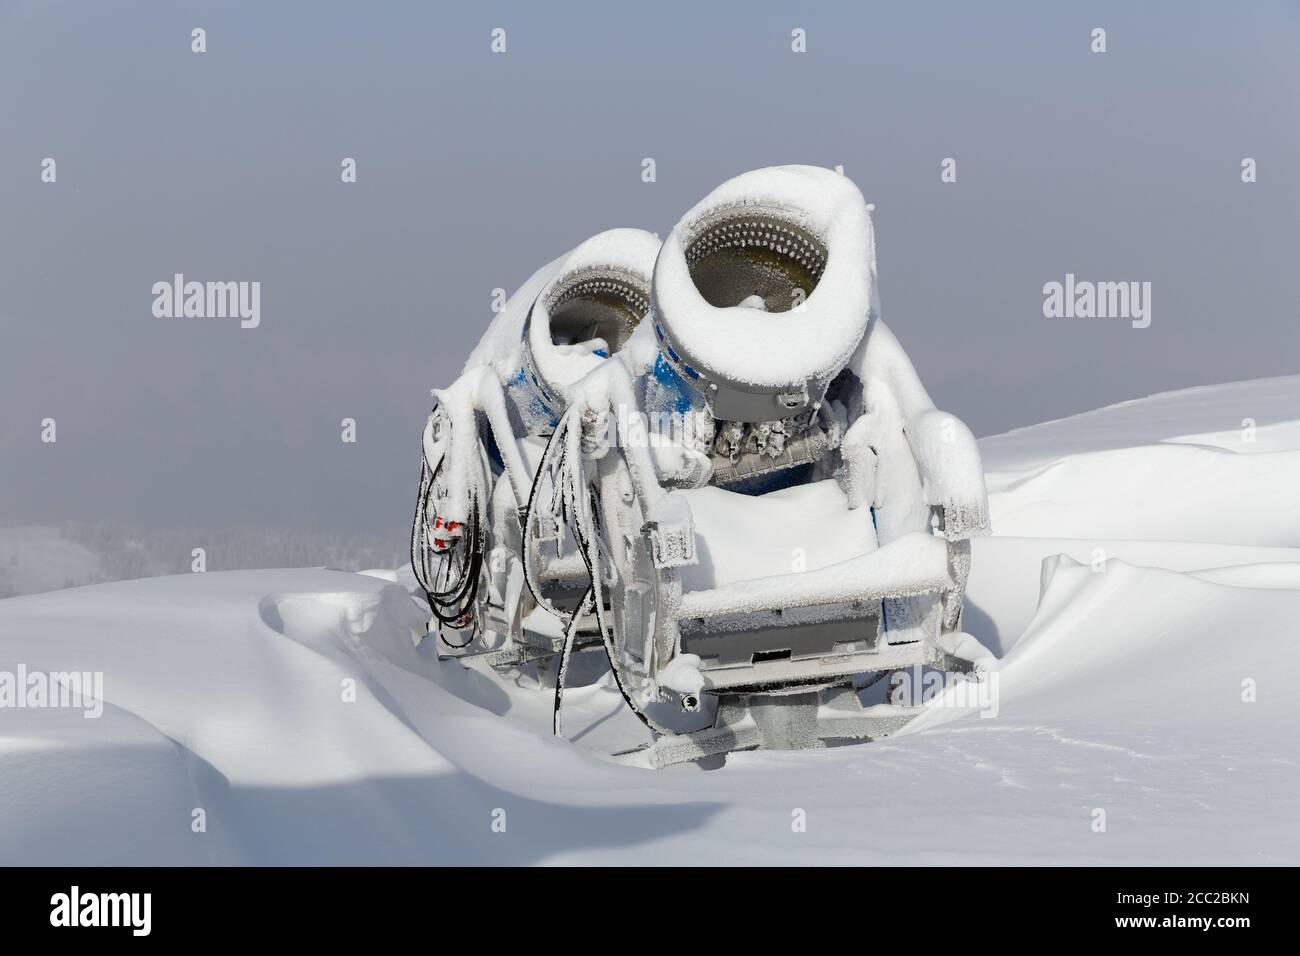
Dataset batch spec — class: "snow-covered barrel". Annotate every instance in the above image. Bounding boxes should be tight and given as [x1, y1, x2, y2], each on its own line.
[650, 166, 874, 423]
[507, 228, 660, 432]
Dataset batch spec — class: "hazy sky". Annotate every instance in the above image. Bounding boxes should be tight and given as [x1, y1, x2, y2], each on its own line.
[2, 0, 1298, 537]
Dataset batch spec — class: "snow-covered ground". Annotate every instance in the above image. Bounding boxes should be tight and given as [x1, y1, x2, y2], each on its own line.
[2, 376, 1298, 864]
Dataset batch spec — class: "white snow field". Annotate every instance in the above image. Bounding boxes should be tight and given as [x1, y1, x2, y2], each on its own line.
[2, 376, 1298, 865]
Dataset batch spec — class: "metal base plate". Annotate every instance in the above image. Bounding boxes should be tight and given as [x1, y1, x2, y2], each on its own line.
[624, 683, 923, 769]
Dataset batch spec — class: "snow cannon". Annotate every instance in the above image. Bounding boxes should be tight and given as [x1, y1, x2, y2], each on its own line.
[523, 167, 993, 765]
[410, 228, 660, 645]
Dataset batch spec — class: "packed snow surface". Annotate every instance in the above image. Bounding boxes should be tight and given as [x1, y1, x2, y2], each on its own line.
[3, 376, 1299, 864]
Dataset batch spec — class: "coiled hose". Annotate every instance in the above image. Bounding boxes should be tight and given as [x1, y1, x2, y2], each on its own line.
[410, 409, 488, 648]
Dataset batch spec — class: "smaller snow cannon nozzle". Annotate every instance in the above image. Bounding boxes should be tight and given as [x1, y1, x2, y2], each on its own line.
[521, 228, 660, 410]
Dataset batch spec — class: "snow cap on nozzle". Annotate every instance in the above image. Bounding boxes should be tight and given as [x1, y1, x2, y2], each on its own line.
[651, 165, 874, 422]
[523, 227, 661, 406]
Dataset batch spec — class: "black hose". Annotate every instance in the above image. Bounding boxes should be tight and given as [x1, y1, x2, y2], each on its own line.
[409, 415, 488, 647]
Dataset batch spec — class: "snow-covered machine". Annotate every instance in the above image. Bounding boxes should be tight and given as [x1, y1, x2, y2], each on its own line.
[412, 167, 991, 767]
[410, 229, 660, 654]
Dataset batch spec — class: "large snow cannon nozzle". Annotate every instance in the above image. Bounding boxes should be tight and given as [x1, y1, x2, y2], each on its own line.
[652, 165, 874, 423]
